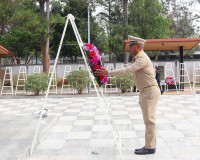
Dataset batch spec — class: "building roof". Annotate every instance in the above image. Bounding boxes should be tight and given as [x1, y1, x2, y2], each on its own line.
[124, 38, 200, 52]
[0, 45, 15, 57]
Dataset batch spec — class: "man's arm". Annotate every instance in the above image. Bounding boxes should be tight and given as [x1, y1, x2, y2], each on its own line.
[95, 57, 147, 76]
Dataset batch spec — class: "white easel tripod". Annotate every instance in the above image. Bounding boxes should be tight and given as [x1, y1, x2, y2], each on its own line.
[30, 14, 125, 160]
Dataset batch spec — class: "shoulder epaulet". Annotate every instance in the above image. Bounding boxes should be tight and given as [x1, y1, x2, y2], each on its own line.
[138, 51, 143, 57]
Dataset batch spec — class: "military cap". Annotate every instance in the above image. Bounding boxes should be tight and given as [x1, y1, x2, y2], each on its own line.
[128, 35, 146, 46]
[155, 66, 160, 70]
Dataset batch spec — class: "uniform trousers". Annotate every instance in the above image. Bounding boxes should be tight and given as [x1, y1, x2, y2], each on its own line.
[139, 87, 160, 149]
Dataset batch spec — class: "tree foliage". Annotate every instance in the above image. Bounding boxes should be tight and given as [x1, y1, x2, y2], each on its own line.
[161, 0, 198, 38]
[0, 28, 39, 64]
[0, 0, 21, 35]
[50, 0, 101, 62]
[161, 0, 200, 57]
[129, 0, 172, 39]
[0, 0, 199, 65]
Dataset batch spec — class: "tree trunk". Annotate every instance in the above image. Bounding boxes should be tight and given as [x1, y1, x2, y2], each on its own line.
[35, 90, 40, 96]
[121, 88, 126, 93]
[46, 0, 50, 71]
[39, 0, 50, 73]
[78, 89, 83, 94]
[123, 0, 129, 64]
[109, 52, 112, 62]
[155, 51, 159, 61]
[16, 57, 21, 64]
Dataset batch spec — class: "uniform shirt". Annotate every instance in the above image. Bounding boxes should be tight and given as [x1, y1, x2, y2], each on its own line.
[156, 72, 161, 83]
[110, 50, 158, 90]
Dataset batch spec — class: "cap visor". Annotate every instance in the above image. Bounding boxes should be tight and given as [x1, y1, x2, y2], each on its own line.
[128, 41, 137, 46]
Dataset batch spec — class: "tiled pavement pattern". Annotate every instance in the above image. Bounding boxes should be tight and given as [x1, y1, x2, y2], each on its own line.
[0, 94, 200, 160]
[0, 98, 57, 160]
[0, 115, 56, 160]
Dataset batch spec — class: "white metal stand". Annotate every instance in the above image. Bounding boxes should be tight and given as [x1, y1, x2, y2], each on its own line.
[15, 66, 27, 95]
[1, 67, 13, 95]
[78, 65, 85, 70]
[33, 66, 40, 73]
[30, 14, 124, 160]
[179, 63, 192, 92]
[165, 63, 178, 92]
[61, 65, 74, 94]
[48, 66, 57, 94]
[105, 64, 118, 93]
[193, 62, 200, 91]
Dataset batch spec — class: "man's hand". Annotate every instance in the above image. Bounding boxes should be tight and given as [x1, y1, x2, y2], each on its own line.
[94, 67, 108, 76]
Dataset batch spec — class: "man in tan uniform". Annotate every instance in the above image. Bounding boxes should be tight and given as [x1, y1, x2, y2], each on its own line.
[95, 35, 160, 155]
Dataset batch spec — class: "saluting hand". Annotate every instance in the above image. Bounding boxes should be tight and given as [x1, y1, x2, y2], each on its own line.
[94, 67, 108, 76]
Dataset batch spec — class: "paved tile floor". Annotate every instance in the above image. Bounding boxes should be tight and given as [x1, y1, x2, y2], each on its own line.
[1, 94, 200, 160]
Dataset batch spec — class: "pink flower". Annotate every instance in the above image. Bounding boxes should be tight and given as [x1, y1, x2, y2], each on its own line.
[89, 57, 100, 64]
[100, 76, 109, 84]
[93, 46, 99, 54]
[96, 53, 101, 61]
[84, 43, 109, 85]
[84, 43, 94, 51]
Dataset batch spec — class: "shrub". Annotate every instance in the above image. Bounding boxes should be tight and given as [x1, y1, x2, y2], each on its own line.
[25, 73, 48, 95]
[115, 74, 134, 93]
[66, 70, 89, 94]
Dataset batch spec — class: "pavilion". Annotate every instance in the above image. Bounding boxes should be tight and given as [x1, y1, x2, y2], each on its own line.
[124, 38, 200, 90]
[0, 45, 15, 80]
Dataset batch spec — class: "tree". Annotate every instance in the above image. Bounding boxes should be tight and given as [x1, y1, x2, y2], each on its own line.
[162, 0, 197, 38]
[94, 31, 109, 54]
[161, 0, 200, 57]
[0, 0, 21, 35]
[50, 0, 101, 62]
[2, 0, 65, 70]
[129, 0, 172, 39]
[123, 0, 129, 64]
[0, 28, 39, 64]
[37, 0, 65, 73]
[96, 0, 123, 62]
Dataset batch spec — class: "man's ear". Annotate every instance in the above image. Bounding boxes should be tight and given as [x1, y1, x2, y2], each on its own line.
[136, 44, 140, 51]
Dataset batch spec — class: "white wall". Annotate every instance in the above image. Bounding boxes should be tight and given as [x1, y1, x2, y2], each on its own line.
[2, 60, 200, 82]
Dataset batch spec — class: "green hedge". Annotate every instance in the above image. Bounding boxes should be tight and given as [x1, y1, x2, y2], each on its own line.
[25, 73, 48, 95]
[66, 70, 89, 94]
[115, 74, 134, 93]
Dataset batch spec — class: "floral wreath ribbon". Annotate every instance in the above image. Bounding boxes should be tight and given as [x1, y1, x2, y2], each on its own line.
[84, 43, 109, 86]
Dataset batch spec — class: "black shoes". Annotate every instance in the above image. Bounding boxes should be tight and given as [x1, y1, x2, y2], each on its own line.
[135, 146, 145, 151]
[135, 147, 156, 155]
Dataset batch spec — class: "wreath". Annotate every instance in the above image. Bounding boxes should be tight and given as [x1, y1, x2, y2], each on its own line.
[84, 43, 109, 86]
[165, 76, 175, 85]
